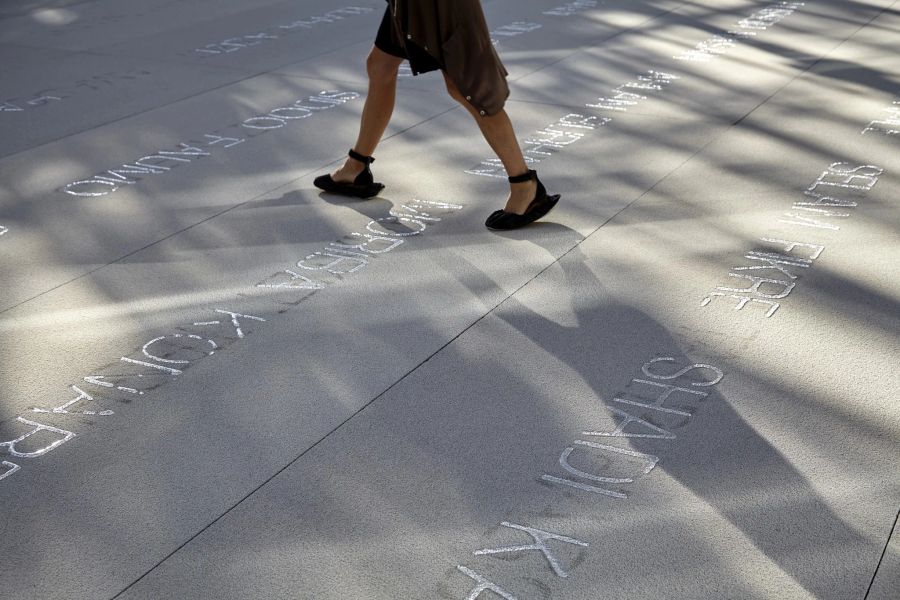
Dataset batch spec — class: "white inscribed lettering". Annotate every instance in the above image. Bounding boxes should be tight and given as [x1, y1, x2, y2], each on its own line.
[456, 566, 519, 600]
[0, 461, 20, 481]
[719, 273, 795, 299]
[120, 356, 183, 375]
[0, 417, 76, 458]
[142, 334, 217, 365]
[640, 358, 724, 387]
[214, 309, 266, 339]
[330, 233, 404, 255]
[83, 375, 143, 396]
[761, 238, 824, 260]
[701, 292, 781, 317]
[540, 474, 626, 498]
[583, 406, 676, 439]
[31, 385, 114, 417]
[474, 522, 588, 578]
[256, 270, 326, 291]
[204, 134, 245, 148]
[614, 378, 706, 416]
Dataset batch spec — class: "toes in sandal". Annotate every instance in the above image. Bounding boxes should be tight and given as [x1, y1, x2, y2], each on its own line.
[485, 169, 560, 231]
[314, 149, 385, 199]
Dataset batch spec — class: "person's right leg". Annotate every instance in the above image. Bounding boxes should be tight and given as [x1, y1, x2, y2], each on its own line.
[330, 46, 404, 183]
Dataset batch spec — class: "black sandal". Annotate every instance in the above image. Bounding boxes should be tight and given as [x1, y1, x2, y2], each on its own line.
[313, 149, 385, 199]
[484, 169, 560, 230]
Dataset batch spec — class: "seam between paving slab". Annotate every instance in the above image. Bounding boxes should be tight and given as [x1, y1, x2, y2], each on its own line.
[865, 506, 900, 599]
[0, 42, 372, 161]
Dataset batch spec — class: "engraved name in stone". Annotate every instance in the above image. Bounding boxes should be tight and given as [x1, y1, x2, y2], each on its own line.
[0, 418, 76, 460]
[257, 199, 462, 296]
[473, 522, 588, 579]
[451, 357, 723, 596]
[0, 69, 153, 114]
[543, 0, 598, 17]
[467, 113, 609, 178]
[61, 91, 359, 197]
[456, 566, 519, 600]
[1, 197, 461, 485]
[0, 308, 265, 484]
[470, 3, 804, 175]
[861, 100, 899, 136]
[701, 162, 882, 317]
[586, 70, 679, 112]
[465, 69, 675, 178]
[541, 358, 723, 498]
[675, 2, 805, 62]
[491, 21, 542, 45]
[193, 7, 374, 56]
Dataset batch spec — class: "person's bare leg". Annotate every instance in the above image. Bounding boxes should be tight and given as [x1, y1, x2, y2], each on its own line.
[331, 47, 404, 183]
[443, 74, 537, 215]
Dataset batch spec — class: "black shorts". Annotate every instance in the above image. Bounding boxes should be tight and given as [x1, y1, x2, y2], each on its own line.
[374, 5, 442, 75]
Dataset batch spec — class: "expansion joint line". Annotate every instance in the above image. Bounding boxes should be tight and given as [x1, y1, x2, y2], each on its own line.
[864, 506, 900, 599]
[109, 197, 589, 598]
[731, 2, 899, 129]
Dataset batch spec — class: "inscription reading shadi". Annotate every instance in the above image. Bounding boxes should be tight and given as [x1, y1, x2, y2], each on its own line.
[455, 358, 725, 597]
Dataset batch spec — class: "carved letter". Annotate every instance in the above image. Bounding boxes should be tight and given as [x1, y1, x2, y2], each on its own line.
[0, 461, 20, 481]
[330, 233, 404, 254]
[456, 566, 519, 600]
[0, 418, 75, 458]
[614, 377, 708, 416]
[760, 238, 824, 261]
[242, 116, 285, 130]
[204, 134, 245, 148]
[297, 252, 368, 275]
[32, 385, 113, 416]
[719, 273, 795, 299]
[474, 522, 588, 578]
[257, 269, 326, 291]
[142, 334, 217, 364]
[213, 309, 266, 339]
[701, 291, 780, 317]
[641, 357, 724, 386]
[807, 163, 882, 192]
[583, 406, 675, 439]
[63, 179, 119, 197]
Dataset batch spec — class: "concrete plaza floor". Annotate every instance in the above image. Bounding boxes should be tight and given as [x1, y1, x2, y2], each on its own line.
[1, 0, 898, 598]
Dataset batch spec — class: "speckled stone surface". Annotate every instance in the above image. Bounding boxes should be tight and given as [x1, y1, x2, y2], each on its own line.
[0, 1, 897, 598]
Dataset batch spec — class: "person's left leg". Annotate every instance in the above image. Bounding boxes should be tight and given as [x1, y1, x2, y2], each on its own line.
[443, 74, 537, 215]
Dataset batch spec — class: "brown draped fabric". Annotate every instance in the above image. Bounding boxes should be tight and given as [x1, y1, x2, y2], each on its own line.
[388, 0, 510, 116]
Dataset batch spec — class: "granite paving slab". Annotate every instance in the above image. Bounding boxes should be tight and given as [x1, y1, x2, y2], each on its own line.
[0, 0, 897, 598]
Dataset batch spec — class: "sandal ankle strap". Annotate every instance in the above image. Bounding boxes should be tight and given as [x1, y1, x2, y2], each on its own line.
[508, 169, 536, 184]
[348, 148, 375, 164]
